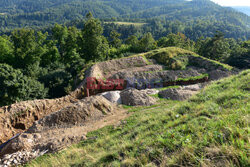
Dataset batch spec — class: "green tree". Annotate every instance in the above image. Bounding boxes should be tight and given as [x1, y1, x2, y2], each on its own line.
[125, 35, 139, 46]
[40, 40, 60, 67]
[125, 35, 139, 52]
[39, 62, 72, 98]
[199, 32, 230, 61]
[157, 33, 194, 51]
[0, 36, 14, 64]
[226, 40, 250, 69]
[82, 12, 109, 62]
[52, 24, 83, 66]
[109, 30, 122, 48]
[52, 24, 68, 58]
[138, 32, 157, 52]
[0, 64, 47, 106]
[10, 29, 47, 69]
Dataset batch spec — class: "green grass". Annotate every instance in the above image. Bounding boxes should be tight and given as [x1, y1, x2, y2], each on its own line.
[26, 70, 249, 167]
[176, 73, 209, 82]
[140, 47, 233, 71]
[156, 85, 181, 91]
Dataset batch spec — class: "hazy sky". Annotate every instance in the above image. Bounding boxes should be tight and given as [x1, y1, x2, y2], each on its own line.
[211, 0, 250, 6]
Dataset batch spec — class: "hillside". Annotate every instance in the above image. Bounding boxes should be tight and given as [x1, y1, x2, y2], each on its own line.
[0, 1, 249, 165]
[0, 47, 239, 166]
[0, 47, 234, 144]
[0, 0, 249, 39]
[26, 69, 249, 166]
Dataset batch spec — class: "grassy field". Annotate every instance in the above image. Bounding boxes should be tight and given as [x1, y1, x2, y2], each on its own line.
[104, 22, 147, 27]
[26, 70, 249, 167]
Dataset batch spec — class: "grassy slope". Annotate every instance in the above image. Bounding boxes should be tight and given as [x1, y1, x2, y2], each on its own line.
[142, 47, 233, 70]
[26, 70, 249, 167]
[110, 47, 232, 71]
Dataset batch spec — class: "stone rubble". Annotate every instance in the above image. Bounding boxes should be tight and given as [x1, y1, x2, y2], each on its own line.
[0, 149, 48, 167]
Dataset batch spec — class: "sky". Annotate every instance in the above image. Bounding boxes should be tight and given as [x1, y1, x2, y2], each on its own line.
[211, 0, 250, 6]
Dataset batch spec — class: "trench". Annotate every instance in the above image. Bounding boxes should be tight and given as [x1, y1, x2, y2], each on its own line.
[0, 75, 209, 153]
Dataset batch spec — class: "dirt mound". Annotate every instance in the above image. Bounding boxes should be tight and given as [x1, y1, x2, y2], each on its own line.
[120, 88, 157, 106]
[28, 96, 114, 133]
[93, 56, 149, 78]
[159, 84, 203, 101]
[76, 55, 150, 88]
[0, 95, 78, 144]
[0, 96, 121, 164]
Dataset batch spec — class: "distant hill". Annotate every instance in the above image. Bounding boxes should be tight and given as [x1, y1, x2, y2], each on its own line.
[0, 0, 249, 39]
[232, 6, 250, 16]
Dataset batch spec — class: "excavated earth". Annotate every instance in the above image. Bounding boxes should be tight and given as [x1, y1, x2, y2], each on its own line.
[0, 52, 236, 166]
[0, 95, 78, 145]
[0, 96, 130, 166]
[0, 96, 120, 155]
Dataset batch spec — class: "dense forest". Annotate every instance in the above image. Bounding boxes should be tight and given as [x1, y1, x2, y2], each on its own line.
[0, 13, 249, 106]
[0, 0, 249, 40]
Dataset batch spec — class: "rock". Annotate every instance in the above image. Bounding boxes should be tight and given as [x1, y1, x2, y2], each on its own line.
[120, 88, 156, 106]
[13, 159, 18, 164]
[5, 155, 11, 159]
[99, 91, 122, 104]
[159, 88, 198, 101]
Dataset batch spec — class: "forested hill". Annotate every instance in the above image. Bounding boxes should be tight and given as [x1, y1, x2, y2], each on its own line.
[0, 0, 249, 38]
